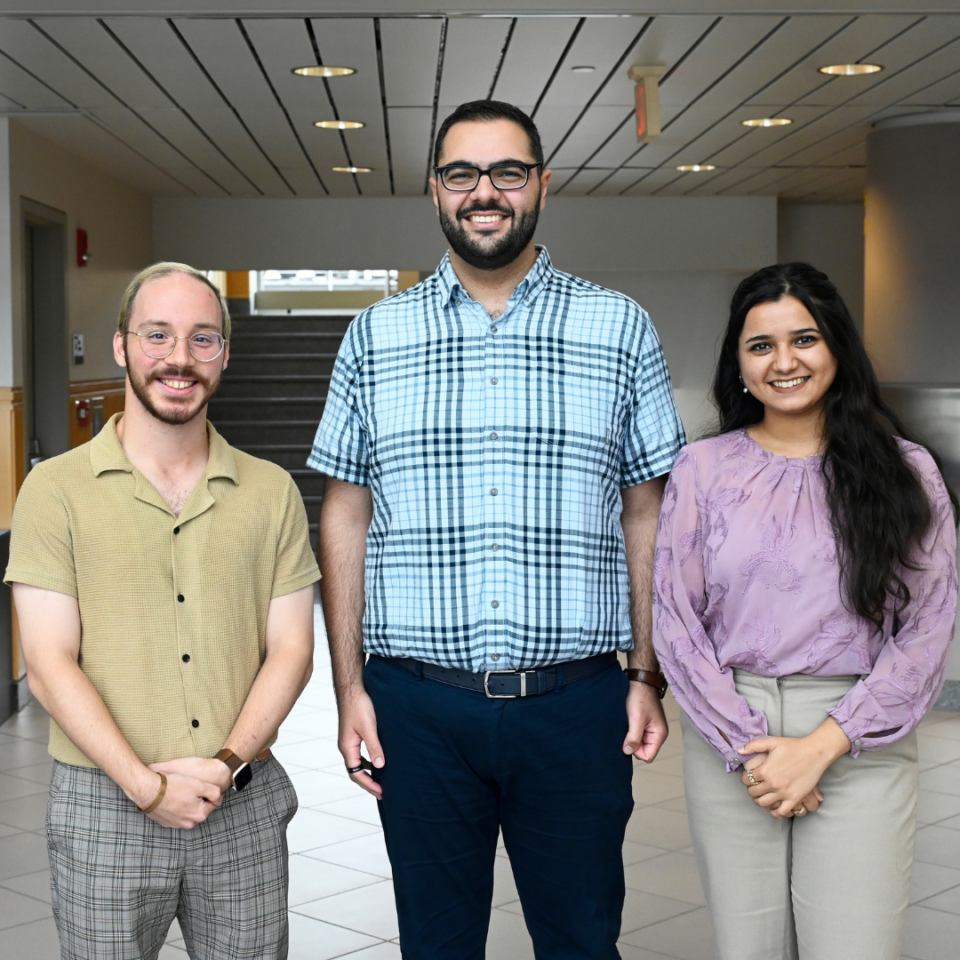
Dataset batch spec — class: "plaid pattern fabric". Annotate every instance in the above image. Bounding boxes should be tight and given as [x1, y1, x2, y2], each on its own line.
[47, 756, 297, 960]
[309, 247, 684, 671]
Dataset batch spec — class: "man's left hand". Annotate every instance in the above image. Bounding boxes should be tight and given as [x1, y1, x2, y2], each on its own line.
[623, 680, 668, 762]
[150, 757, 234, 794]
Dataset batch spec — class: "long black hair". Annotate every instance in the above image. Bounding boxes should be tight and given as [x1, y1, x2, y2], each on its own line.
[713, 262, 958, 632]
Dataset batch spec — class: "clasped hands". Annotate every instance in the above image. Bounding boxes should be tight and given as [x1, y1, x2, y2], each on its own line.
[738, 717, 852, 820]
[134, 756, 235, 830]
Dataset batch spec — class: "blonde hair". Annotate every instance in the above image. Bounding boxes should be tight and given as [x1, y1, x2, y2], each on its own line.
[118, 262, 231, 340]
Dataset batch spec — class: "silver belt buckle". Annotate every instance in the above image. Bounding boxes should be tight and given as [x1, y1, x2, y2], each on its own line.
[483, 669, 530, 699]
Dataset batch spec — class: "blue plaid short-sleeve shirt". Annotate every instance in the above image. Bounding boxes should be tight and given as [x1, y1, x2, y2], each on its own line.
[308, 247, 685, 671]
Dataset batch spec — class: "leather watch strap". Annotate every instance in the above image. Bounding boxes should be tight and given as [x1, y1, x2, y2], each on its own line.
[214, 748, 252, 791]
[624, 668, 668, 699]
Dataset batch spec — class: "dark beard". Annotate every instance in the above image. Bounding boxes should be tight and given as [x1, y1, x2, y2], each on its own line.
[124, 344, 220, 426]
[439, 200, 540, 271]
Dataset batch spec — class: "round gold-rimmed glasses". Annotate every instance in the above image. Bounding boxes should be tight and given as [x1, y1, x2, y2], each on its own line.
[127, 329, 227, 362]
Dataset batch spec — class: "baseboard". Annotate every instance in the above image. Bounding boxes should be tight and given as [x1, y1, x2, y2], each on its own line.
[934, 680, 960, 712]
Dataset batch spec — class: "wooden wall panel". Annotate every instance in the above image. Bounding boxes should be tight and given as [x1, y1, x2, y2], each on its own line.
[69, 377, 125, 450]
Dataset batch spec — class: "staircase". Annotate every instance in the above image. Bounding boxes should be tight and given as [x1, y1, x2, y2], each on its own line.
[208, 314, 353, 550]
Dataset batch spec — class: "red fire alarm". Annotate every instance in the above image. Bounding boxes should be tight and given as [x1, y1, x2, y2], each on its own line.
[77, 228, 89, 267]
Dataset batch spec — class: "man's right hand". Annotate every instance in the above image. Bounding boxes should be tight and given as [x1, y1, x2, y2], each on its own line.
[338, 689, 385, 799]
[132, 769, 225, 830]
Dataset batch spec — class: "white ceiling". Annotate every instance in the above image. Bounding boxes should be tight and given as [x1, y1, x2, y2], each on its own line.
[2, 11, 959, 203]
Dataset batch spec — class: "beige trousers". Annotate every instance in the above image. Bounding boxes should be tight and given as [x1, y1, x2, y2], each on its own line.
[681, 671, 918, 960]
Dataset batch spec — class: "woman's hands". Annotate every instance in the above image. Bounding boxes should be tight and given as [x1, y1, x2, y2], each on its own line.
[740, 717, 851, 819]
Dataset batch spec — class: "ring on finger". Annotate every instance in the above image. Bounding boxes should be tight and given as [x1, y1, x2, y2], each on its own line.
[746, 768, 759, 786]
[793, 806, 807, 817]
[346, 764, 365, 775]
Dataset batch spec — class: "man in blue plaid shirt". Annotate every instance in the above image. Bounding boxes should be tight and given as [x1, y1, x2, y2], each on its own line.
[310, 100, 685, 959]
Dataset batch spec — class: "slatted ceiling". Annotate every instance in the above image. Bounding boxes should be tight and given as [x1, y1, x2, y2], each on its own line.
[621, 166, 684, 195]
[585, 166, 651, 197]
[379, 18, 442, 108]
[591, 16, 716, 109]
[749, 16, 920, 107]
[846, 38, 960, 109]
[0, 49, 72, 110]
[552, 167, 614, 196]
[103, 19, 295, 197]
[902, 68, 960, 106]
[490, 18, 579, 107]
[536, 18, 645, 114]
[801, 18, 960, 108]
[172, 19, 320, 195]
[438, 18, 510, 106]
[18, 113, 193, 194]
[786, 125, 867, 167]
[36, 18, 170, 110]
[387, 105, 432, 195]
[549, 105, 636, 171]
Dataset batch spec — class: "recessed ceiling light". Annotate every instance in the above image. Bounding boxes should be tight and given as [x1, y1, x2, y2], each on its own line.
[332, 166, 372, 173]
[293, 66, 356, 78]
[571, 65, 596, 73]
[818, 63, 882, 76]
[314, 120, 365, 130]
[676, 164, 716, 172]
[742, 117, 792, 127]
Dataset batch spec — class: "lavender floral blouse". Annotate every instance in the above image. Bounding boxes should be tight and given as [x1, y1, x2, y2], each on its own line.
[652, 429, 958, 771]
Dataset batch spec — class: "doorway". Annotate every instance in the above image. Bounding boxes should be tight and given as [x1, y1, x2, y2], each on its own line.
[21, 198, 68, 471]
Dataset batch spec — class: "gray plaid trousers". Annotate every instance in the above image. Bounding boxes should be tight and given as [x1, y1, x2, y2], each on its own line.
[47, 754, 297, 960]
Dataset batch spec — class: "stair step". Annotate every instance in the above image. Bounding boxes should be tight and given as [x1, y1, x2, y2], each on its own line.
[216, 375, 330, 399]
[230, 319, 353, 334]
[226, 356, 337, 377]
[209, 398, 327, 420]
[213, 420, 319, 445]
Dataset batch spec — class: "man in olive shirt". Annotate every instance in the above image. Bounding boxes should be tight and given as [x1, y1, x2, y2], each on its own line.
[5, 263, 319, 960]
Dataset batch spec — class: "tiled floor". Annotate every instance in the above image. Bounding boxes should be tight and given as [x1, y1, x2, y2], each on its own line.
[1, 608, 959, 959]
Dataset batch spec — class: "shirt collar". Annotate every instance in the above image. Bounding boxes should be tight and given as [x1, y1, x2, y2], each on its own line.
[90, 413, 240, 485]
[436, 245, 554, 307]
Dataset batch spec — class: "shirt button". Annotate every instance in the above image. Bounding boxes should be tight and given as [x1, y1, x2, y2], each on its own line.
[489, 432, 498, 440]
[182, 654, 190, 663]
[191, 719, 199, 728]
[490, 543, 499, 551]
[491, 600, 499, 608]
[491, 654, 500, 661]
[854, 739, 862, 747]
[491, 326, 498, 333]
[490, 377, 498, 385]
[490, 488, 498, 496]
[177, 594, 185, 602]
[173, 526, 180, 535]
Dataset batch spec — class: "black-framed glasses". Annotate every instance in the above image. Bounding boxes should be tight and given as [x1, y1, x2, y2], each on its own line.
[435, 162, 542, 192]
[127, 329, 227, 362]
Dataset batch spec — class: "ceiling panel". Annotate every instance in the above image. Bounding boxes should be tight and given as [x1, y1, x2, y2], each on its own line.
[552, 167, 615, 196]
[310, 18, 391, 194]
[0, 45, 74, 109]
[548, 105, 638, 172]
[173, 18, 324, 195]
[592, 15, 717, 108]
[900, 67, 960, 106]
[388, 105, 432, 196]
[491, 17, 579, 106]
[380, 18, 441, 108]
[588, 166, 655, 196]
[18, 113, 192, 195]
[438, 18, 511, 107]
[103, 17, 294, 195]
[747, 14, 920, 107]
[622, 166, 685, 195]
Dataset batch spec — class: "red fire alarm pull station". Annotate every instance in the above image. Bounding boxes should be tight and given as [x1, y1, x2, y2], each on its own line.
[76, 399, 91, 423]
[77, 228, 89, 267]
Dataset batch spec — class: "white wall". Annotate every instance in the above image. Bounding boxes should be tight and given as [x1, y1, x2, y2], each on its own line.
[4, 120, 153, 386]
[778, 203, 865, 331]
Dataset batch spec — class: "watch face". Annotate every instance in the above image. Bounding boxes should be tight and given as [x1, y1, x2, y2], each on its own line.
[234, 764, 253, 792]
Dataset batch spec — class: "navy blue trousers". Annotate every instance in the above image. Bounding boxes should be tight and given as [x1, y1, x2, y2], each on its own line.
[365, 655, 635, 960]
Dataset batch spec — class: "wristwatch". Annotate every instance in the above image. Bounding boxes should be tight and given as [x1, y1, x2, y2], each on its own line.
[624, 668, 669, 699]
[214, 748, 252, 792]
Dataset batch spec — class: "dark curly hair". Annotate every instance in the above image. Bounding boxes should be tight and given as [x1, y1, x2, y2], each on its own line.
[712, 261, 958, 632]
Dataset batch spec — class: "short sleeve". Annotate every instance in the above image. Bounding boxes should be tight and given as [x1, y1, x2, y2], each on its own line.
[271, 475, 321, 598]
[307, 321, 369, 485]
[3, 465, 78, 597]
[621, 309, 686, 487]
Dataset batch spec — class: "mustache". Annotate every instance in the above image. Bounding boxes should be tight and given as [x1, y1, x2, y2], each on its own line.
[457, 202, 514, 221]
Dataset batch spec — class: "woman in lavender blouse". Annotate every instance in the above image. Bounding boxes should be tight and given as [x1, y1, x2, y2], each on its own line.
[653, 263, 958, 960]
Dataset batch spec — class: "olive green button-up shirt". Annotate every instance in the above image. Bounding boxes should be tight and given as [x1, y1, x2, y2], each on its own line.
[4, 414, 320, 768]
